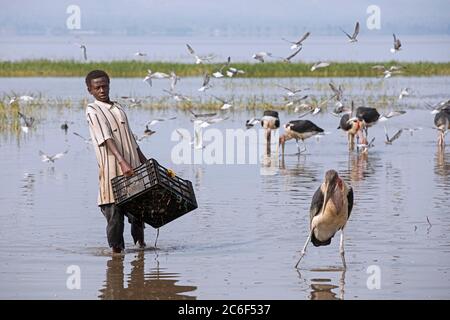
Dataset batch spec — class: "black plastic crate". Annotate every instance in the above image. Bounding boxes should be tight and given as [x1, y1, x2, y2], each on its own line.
[111, 158, 197, 228]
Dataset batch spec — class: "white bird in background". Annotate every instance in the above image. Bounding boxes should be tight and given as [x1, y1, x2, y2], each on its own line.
[245, 118, 260, 129]
[277, 85, 309, 97]
[212, 95, 233, 110]
[10, 95, 35, 105]
[134, 52, 147, 57]
[163, 89, 192, 103]
[357, 137, 375, 153]
[18, 111, 35, 133]
[226, 67, 245, 78]
[169, 71, 180, 91]
[372, 65, 404, 78]
[186, 43, 216, 64]
[146, 116, 177, 127]
[282, 31, 311, 50]
[143, 69, 170, 87]
[177, 123, 204, 149]
[198, 73, 212, 92]
[188, 110, 217, 119]
[39, 150, 68, 163]
[340, 21, 360, 43]
[252, 52, 272, 63]
[391, 34, 402, 53]
[311, 61, 330, 72]
[73, 132, 92, 145]
[212, 57, 231, 78]
[399, 88, 411, 99]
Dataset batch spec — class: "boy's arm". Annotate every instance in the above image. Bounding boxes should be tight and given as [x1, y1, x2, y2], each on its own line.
[105, 139, 134, 177]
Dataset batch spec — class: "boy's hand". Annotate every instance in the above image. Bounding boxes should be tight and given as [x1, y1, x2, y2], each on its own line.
[120, 160, 134, 177]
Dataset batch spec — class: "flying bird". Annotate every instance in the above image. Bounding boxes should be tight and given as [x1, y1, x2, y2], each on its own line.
[340, 22, 360, 43]
[311, 62, 330, 72]
[198, 73, 212, 92]
[143, 69, 170, 87]
[398, 88, 411, 99]
[252, 52, 272, 63]
[391, 34, 402, 53]
[282, 47, 302, 63]
[18, 111, 35, 133]
[282, 32, 311, 50]
[212, 95, 233, 110]
[73, 132, 92, 144]
[39, 150, 68, 163]
[384, 127, 403, 144]
[186, 44, 215, 64]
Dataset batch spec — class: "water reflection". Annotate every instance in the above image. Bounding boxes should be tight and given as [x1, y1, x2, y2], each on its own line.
[434, 146, 450, 177]
[98, 252, 197, 300]
[20, 172, 35, 208]
[308, 269, 346, 300]
[341, 151, 379, 183]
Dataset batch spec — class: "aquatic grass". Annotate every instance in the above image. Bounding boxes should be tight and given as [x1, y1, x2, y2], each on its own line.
[1, 60, 450, 78]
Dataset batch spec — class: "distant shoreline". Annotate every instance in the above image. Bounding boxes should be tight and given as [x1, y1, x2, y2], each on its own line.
[1, 60, 450, 77]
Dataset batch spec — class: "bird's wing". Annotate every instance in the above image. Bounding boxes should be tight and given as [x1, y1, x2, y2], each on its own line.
[329, 82, 340, 96]
[18, 111, 27, 123]
[53, 150, 68, 160]
[393, 34, 397, 43]
[353, 22, 360, 38]
[186, 44, 195, 55]
[297, 31, 311, 44]
[281, 37, 296, 45]
[285, 47, 302, 61]
[340, 28, 352, 40]
[310, 186, 324, 225]
[212, 95, 225, 103]
[73, 132, 87, 141]
[384, 126, 390, 142]
[390, 129, 403, 142]
[39, 150, 50, 162]
[347, 186, 354, 220]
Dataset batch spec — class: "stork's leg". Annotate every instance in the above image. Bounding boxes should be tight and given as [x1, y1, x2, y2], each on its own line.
[339, 228, 347, 269]
[266, 129, 271, 156]
[438, 132, 444, 147]
[348, 133, 354, 151]
[339, 269, 346, 300]
[295, 139, 301, 154]
[295, 231, 312, 268]
[154, 228, 160, 248]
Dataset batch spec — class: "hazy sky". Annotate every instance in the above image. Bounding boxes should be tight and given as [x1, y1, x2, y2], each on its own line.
[1, 0, 449, 36]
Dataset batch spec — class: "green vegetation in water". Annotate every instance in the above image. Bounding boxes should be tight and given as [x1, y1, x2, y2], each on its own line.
[1, 60, 450, 78]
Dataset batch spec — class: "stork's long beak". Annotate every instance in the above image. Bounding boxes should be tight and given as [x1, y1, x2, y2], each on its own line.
[321, 180, 336, 215]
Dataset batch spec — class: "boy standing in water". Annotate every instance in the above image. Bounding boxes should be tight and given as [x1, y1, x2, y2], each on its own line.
[85, 69, 147, 253]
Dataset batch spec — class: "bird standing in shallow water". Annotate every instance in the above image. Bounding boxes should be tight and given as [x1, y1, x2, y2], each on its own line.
[434, 106, 450, 147]
[279, 120, 323, 155]
[261, 110, 280, 156]
[295, 170, 354, 269]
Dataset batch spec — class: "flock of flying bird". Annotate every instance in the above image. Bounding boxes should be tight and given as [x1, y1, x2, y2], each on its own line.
[11, 25, 450, 269]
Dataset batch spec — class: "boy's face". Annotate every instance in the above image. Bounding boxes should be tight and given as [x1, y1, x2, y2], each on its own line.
[88, 77, 110, 102]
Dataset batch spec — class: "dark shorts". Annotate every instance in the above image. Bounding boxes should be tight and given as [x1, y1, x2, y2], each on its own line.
[100, 203, 144, 249]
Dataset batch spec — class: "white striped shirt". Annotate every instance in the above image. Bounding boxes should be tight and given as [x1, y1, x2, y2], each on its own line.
[86, 100, 141, 205]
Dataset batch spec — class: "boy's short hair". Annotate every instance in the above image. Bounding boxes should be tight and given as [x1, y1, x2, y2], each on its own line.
[85, 70, 110, 87]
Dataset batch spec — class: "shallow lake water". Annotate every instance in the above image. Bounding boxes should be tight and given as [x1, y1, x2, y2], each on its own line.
[0, 76, 449, 299]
